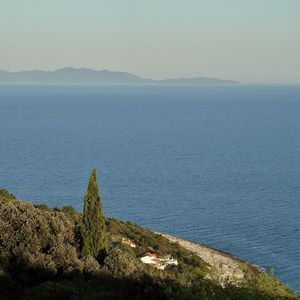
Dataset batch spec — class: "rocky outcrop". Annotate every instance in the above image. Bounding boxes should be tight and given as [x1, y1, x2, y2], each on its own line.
[159, 233, 259, 287]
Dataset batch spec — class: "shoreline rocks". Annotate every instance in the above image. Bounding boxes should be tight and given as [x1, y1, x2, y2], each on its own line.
[157, 232, 261, 286]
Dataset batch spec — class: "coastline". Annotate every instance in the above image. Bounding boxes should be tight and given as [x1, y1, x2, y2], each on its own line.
[157, 232, 262, 286]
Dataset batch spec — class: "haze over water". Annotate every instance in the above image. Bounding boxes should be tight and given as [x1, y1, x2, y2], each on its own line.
[0, 85, 299, 292]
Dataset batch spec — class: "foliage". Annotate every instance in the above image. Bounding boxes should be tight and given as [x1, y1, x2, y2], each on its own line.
[106, 218, 208, 280]
[0, 198, 84, 276]
[104, 246, 143, 277]
[0, 189, 299, 300]
[61, 205, 78, 217]
[34, 203, 52, 211]
[81, 169, 107, 261]
[239, 263, 298, 299]
[0, 189, 16, 202]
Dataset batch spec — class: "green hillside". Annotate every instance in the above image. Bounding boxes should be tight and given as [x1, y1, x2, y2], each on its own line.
[0, 188, 298, 300]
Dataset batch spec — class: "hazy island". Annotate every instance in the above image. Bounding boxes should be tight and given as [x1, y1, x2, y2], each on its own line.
[0, 67, 238, 85]
[0, 170, 298, 300]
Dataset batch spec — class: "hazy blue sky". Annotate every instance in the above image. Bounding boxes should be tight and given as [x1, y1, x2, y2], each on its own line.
[1, 0, 300, 83]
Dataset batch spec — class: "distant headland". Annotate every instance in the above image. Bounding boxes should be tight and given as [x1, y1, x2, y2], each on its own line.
[0, 67, 238, 85]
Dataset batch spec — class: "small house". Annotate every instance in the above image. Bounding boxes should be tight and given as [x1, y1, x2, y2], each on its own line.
[140, 253, 178, 270]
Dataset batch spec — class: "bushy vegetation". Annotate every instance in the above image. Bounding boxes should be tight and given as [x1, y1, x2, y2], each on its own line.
[0, 189, 16, 201]
[0, 196, 85, 276]
[0, 189, 299, 300]
[106, 218, 209, 283]
[238, 263, 298, 299]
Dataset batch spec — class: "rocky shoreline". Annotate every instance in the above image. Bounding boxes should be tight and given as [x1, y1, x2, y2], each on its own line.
[157, 232, 262, 286]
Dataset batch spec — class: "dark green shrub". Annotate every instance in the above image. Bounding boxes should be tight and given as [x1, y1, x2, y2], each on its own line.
[81, 169, 107, 261]
[0, 189, 16, 201]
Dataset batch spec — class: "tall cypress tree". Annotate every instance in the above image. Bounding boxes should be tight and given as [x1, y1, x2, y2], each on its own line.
[81, 169, 107, 260]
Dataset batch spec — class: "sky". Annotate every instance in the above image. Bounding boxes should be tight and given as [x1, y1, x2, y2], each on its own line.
[1, 0, 300, 83]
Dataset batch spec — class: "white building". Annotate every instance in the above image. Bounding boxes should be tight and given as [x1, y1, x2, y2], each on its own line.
[140, 253, 178, 270]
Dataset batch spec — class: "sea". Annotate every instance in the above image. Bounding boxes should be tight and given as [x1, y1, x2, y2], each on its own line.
[0, 84, 299, 292]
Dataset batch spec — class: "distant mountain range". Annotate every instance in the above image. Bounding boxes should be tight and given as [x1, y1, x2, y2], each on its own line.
[0, 67, 238, 85]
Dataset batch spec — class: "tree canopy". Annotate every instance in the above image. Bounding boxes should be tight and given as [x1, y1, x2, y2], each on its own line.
[81, 169, 107, 261]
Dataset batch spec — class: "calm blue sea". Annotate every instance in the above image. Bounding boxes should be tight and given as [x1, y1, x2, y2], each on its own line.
[0, 84, 299, 292]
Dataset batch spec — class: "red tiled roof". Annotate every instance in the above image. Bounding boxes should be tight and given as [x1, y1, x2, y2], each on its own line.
[147, 253, 156, 257]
